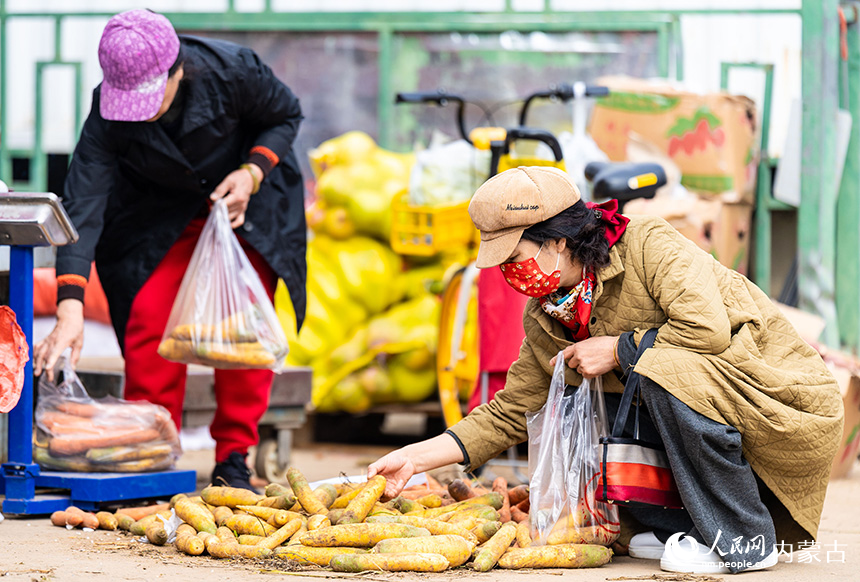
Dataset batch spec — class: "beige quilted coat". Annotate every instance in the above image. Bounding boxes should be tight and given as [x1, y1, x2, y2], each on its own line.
[450, 215, 844, 546]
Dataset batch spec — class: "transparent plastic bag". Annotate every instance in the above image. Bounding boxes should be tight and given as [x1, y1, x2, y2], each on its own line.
[407, 137, 491, 206]
[158, 200, 289, 371]
[526, 351, 620, 546]
[34, 358, 180, 472]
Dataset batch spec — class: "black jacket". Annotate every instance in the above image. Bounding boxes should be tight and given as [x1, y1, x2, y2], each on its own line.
[57, 36, 307, 348]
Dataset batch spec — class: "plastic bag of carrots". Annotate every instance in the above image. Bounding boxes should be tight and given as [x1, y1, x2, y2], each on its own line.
[156, 199, 289, 371]
[525, 352, 619, 547]
[34, 358, 181, 472]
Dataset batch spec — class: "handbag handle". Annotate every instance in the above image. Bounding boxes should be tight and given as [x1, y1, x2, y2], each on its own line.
[610, 328, 659, 439]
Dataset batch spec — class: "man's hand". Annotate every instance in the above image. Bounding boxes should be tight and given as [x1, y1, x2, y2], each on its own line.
[549, 335, 619, 379]
[210, 163, 263, 228]
[33, 299, 85, 381]
[367, 450, 418, 500]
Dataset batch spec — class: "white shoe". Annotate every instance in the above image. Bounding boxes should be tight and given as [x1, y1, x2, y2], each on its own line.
[660, 533, 779, 574]
[660, 533, 729, 574]
[629, 531, 666, 560]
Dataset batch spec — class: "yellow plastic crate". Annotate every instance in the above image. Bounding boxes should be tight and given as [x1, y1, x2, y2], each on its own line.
[390, 195, 479, 256]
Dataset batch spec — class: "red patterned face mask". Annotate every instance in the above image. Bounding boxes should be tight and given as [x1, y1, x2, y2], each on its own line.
[499, 245, 562, 298]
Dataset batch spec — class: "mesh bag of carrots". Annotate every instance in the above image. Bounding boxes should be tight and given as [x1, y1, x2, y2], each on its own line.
[157, 199, 289, 371]
[34, 359, 181, 472]
[525, 352, 620, 547]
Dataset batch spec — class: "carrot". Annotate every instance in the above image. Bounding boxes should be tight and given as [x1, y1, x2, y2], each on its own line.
[374, 534, 474, 567]
[116, 503, 171, 521]
[331, 483, 365, 509]
[300, 523, 431, 548]
[415, 494, 444, 508]
[426, 474, 443, 489]
[265, 483, 293, 497]
[207, 542, 272, 559]
[258, 518, 303, 550]
[492, 477, 512, 523]
[326, 509, 345, 525]
[86, 443, 173, 464]
[448, 478, 476, 501]
[497, 543, 613, 569]
[169, 493, 188, 508]
[472, 520, 503, 544]
[201, 486, 263, 508]
[287, 518, 308, 545]
[257, 494, 297, 510]
[49, 428, 161, 456]
[515, 497, 530, 513]
[238, 534, 267, 545]
[366, 515, 478, 545]
[64, 511, 83, 528]
[174, 524, 205, 556]
[96, 511, 118, 531]
[389, 496, 420, 514]
[236, 504, 294, 526]
[331, 552, 449, 573]
[145, 520, 168, 545]
[286, 467, 328, 516]
[225, 514, 276, 537]
[516, 520, 532, 548]
[215, 525, 238, 544]
[174, 498, 217, 534]
[273, 546, 367, 566]
[473, 522, 517, 571]
[338, 476, 386, 524]
[510, 505, 529, 523]
[115, 512, 135, 531]
[212, 506, 234, 527]
[65, 506, 99, 529]
[130, 512, 171, 536]
[50, 511, 67, 527]
[313, 483, 338, 509]
[307, 514, 331, 531]
[508, 485, 529, 506]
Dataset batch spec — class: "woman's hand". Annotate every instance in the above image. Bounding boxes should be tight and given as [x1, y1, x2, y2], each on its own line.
[550, 335, 619, 379]
[210, 163, 263, 228]
[33, 299, 85, 381]
[368, 450, 418, 500]
[367, 433, 465, 500]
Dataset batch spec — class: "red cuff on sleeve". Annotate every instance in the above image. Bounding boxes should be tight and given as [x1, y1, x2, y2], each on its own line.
[248, 145, 279, 178]
[57, 274, 87, 304]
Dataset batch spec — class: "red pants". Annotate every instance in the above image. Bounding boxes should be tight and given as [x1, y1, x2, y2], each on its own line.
[124, 217, 278, 462]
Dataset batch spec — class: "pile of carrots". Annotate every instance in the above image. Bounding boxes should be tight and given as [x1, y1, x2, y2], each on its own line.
[47, 468, 614, 572]
[35, 400, 179, 473]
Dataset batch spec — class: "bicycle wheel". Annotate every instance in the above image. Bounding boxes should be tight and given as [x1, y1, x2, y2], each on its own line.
[436, 265, 480, 428]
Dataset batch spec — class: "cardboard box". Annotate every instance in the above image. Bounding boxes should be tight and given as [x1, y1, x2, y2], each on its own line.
[828, 366, 860, 480]
[625, 193, 753, 276]
[590, 76, 758, 203]
[776, 302, 859, 480]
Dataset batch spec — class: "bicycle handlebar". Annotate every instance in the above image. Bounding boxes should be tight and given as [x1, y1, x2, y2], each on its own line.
[395, 91, 472, 144]
[518, 84, 609, 126]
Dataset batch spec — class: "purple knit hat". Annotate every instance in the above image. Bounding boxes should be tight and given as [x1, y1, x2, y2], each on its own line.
[98, 10, 180, 122]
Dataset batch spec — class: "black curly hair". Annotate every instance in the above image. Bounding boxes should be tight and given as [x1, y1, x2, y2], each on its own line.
[520, 200, 611, 272]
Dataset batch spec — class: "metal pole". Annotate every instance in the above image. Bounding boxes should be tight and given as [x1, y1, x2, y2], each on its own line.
[800, 0, 840, 346]
[377, 26, 394, 149]
[0, 0, 10, 183]
[836, 2, 860, 352]
[2, 246, 38, 502]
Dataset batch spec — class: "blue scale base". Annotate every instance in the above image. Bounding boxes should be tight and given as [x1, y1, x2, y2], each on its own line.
[0, 469, 197, 514]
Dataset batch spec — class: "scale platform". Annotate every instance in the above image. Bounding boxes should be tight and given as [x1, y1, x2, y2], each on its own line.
[1, 469, 197, 514]
[0, 192, 197, 515]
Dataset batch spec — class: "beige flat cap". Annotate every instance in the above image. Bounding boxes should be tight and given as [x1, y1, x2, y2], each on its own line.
[468, 166, 580, 268]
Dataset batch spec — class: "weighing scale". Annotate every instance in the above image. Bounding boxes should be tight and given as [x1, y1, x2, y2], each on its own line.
[0, 192, 196, 514]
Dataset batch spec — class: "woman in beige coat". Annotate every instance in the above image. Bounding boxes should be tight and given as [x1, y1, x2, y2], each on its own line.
[369, 166, 843, 575]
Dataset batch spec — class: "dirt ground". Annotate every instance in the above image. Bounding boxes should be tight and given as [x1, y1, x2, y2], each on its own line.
[1, 443, 858, 582]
